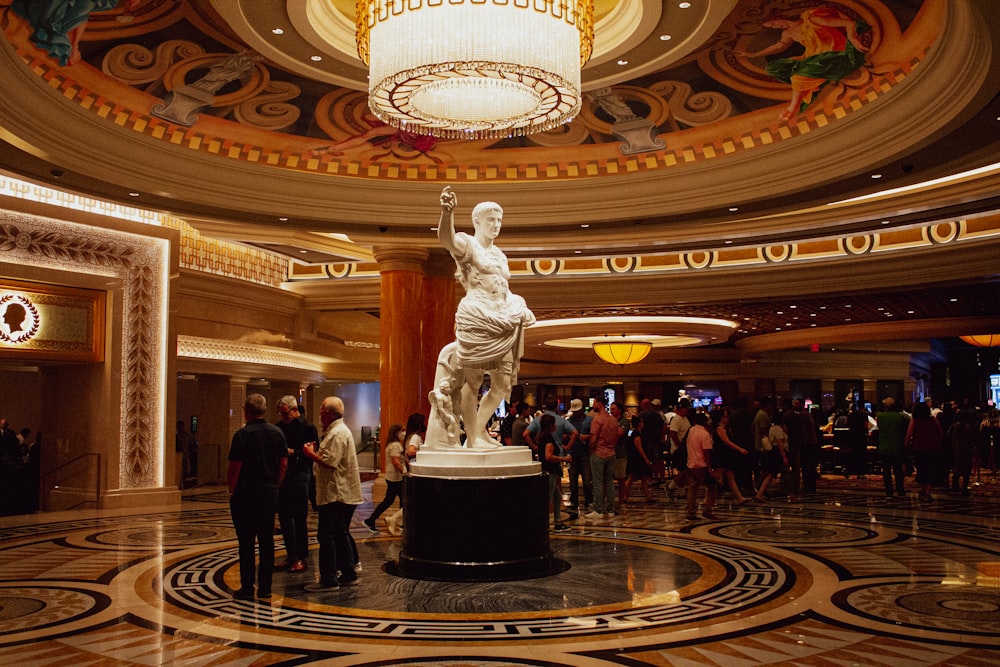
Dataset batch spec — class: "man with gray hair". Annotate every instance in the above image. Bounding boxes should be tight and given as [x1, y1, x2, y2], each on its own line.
[275, 395, 318, 573]
[228, 393, 287, 600]
[303, 396, 364, 590]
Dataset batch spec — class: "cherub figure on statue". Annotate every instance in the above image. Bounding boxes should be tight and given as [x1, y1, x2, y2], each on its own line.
[428, 378, 461, 447]
[430, 186, 536, 449]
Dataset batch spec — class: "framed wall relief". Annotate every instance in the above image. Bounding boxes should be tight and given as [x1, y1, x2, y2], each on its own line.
[0, 279, 105, 362]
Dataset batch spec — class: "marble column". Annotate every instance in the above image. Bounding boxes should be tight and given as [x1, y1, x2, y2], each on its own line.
[375, 246, 429, 469]
[421, 250, 457, 401]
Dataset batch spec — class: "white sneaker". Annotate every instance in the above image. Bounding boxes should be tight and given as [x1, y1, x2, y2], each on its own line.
[584, 511, 603, 521]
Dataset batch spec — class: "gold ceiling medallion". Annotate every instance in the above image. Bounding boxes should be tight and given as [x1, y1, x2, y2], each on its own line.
[356, 0, 594, 140]
[0, 293, 40, 345]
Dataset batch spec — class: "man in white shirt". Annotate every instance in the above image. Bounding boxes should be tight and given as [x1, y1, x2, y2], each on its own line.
[303, 396, 363, 590]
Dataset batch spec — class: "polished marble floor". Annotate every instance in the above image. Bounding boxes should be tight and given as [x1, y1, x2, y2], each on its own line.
[2, 474, 999, 666]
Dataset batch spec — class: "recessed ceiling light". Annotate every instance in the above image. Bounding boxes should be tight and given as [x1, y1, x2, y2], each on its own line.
[580, 224, 590, 228]
[272, 28, 284, 35]
[950, 298, 958, 302]
[724, 239, 733, 244]
[729, 206, 739, 212]
[617, 59, 628, 66]
[311, 55, 322, 62]
[659, 34, 672, 41]
[871, 173, 883, 179]
[278, 216, 288, 221]
[299, 249, 308, 254]
[128, 192, 140, 197]
[907, 310, 914, 314]
[881, 219, 890, 224]
[679, 1, 692, 7]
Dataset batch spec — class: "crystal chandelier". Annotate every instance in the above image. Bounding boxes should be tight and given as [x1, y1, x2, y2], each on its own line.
[356, 0, 594, 140]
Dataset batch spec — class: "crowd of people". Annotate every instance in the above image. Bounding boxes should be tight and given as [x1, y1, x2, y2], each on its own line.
[491, 393, 1000, 528]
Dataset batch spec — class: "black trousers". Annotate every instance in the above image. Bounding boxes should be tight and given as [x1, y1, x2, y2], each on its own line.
[230, 495, 276, 592]
[369, 479, 402, 522]
[316, 501, 356, 585]
[278, 475, 310, 562]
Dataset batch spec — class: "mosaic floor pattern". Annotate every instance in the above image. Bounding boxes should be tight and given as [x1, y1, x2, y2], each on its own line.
[1, 476, 999, 666]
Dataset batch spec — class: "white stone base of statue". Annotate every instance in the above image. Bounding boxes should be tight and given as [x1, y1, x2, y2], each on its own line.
[409, 446, 540, 478]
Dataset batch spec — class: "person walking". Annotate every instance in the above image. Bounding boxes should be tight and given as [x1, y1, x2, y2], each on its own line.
[685, 411, 720, 520]
[624, 415, 654, 504]
[709, 409, 752, 505]
[363, 423, 404, 531]
[303, 396, 364, 591]
[385, 413, 426, 536]
[227, 394, 287, 600]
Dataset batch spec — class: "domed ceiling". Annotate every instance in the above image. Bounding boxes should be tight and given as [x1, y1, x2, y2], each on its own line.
[1, 0, 999, 377]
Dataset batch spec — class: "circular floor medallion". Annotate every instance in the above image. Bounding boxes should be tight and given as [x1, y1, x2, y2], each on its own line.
[157, 530, 798, 641]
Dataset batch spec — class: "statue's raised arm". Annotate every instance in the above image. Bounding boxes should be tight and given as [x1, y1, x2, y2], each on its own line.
[437, 186, 463, 257]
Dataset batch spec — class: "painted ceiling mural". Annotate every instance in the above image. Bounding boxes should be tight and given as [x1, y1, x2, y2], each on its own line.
[1, 0, 936, 180]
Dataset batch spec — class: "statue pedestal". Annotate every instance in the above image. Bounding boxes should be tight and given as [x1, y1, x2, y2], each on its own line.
[397, 447, 551, 581]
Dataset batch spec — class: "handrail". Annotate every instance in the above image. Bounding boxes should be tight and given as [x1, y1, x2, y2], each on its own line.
[42, 452, 102, 510]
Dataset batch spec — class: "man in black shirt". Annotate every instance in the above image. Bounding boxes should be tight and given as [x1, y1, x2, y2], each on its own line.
[228, 394, 287, 600]
[275, 395, 318, 574]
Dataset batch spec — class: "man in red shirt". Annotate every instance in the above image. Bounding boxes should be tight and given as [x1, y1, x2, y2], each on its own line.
[587, 398, 623, 520]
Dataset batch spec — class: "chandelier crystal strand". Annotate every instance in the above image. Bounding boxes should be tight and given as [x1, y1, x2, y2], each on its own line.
[357, 0, 594, 139]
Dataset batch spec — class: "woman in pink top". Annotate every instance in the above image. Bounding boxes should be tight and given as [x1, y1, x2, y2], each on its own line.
[685, 411, 720, 521]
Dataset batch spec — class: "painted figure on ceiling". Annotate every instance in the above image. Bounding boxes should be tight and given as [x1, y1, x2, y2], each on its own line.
[309, 112, 438, 160]
[11, 0, 140, 66]
[735, 7, 870, 122]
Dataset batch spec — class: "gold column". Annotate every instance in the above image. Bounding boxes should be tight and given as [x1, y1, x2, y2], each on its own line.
[421, 250, 457, 401]
[375, 246, 429, 470]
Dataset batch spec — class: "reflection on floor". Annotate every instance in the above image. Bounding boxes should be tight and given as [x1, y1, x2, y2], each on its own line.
[1, 474, 999, 666]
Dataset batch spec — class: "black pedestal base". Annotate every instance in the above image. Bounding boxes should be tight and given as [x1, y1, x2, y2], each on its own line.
[398, 473, 552, 581]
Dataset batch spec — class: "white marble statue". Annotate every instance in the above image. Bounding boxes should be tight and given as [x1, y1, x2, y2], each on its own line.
[424, 187, 536, 449]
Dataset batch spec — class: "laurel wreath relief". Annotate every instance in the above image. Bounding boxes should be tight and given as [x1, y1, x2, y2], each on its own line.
[0, 294, 41, 343]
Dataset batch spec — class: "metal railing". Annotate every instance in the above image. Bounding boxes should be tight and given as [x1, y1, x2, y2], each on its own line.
[43, 452, 102, 510]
